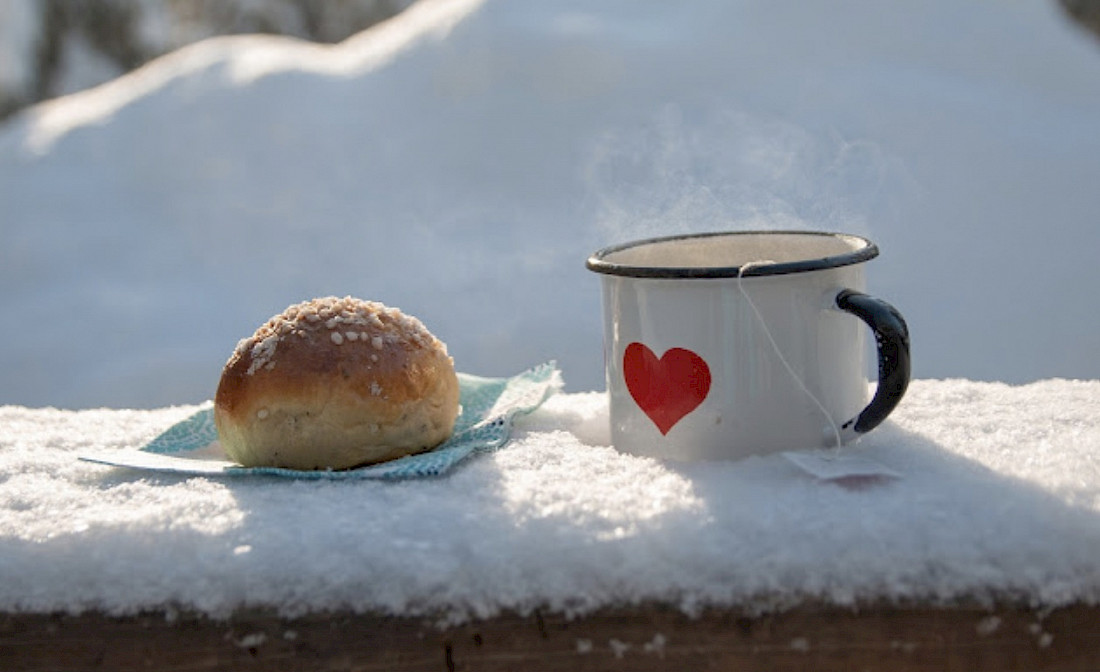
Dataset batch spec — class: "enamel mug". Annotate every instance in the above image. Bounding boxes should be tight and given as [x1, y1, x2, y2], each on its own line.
[586, 230, 910, 461]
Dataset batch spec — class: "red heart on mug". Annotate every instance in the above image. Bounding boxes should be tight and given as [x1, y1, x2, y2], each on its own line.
[623, 342, 712, 435]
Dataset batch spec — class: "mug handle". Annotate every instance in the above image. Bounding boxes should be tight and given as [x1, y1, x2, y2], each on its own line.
[835, 289, 911, 441]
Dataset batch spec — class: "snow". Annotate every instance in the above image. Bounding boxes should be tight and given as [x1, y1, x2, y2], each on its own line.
[0, 379, 1098, 618]
[1, 0, 1099, 408]
[0, 0, 1099, 619]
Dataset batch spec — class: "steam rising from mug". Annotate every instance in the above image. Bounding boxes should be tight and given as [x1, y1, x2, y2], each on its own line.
[584, 106, 905, 244]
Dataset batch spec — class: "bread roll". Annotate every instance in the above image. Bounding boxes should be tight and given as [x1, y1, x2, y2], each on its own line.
[214, 296, 459, 470]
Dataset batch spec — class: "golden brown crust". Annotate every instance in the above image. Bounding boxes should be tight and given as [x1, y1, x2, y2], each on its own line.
[214, 296, 459, 470]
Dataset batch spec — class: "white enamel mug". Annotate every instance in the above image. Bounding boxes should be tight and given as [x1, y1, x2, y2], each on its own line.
[586, 231, 910, 461]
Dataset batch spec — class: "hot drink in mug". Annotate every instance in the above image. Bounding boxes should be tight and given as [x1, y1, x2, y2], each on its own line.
[586, 230, 910, 461]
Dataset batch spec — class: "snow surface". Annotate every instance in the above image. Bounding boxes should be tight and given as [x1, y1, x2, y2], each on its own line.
[1, 379, 1098, 618]
[2, 0, 1100, 408]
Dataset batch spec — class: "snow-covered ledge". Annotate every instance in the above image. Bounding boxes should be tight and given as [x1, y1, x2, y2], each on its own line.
[2, 379, 1098, 669]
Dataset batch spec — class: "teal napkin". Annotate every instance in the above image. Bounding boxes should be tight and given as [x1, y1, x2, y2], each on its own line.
[80, 362, 561, 480]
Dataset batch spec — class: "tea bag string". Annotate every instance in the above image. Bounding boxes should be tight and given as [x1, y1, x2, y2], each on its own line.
[737, 261, 843, 450]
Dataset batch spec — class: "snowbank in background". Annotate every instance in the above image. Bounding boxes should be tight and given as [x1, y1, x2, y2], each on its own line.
[1, 380, 1098, 618]
[2, 0, 1100, 408]
[0, 0, 416, 119]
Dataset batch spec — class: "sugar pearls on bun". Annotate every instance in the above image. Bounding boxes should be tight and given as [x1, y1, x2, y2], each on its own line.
[214, 296, 460, 470]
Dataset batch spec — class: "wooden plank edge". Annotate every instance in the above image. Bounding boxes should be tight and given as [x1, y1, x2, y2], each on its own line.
[1, 601, 1098, 671]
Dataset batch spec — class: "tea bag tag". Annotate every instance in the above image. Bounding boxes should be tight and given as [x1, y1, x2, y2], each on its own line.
[783, 449, 902, 486]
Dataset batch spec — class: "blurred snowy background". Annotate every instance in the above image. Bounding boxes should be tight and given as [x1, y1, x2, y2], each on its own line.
[2, 0, 1099, 409]
[0, 0, 413, 120]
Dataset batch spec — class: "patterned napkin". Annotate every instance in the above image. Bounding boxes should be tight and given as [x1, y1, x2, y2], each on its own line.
[80, 362, 561, 480]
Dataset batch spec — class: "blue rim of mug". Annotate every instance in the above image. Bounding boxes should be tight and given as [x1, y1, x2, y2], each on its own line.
[585, 230, 880, 279]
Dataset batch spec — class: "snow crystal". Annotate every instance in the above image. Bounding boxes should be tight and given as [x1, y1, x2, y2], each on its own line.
[608, 639, 631, 659]
[233, 632, 266, 649]
[975, 616, 1001, 636]
[642, 633, 667, 656]
[789, 638, 810, 652]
